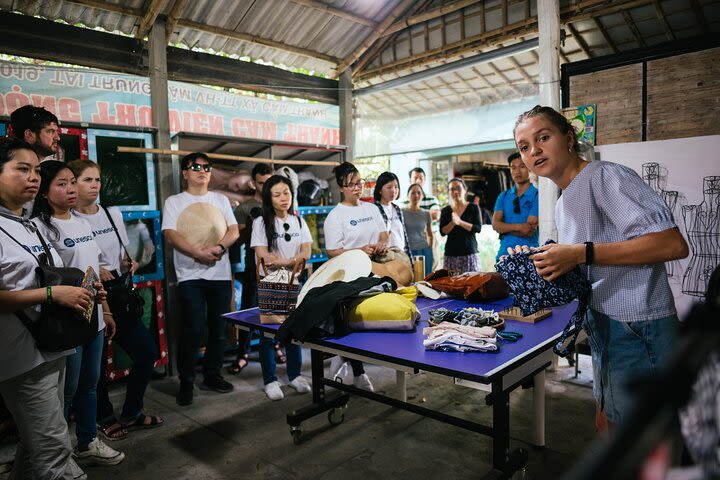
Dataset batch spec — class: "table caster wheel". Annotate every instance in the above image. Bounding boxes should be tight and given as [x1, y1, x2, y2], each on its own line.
[328, 407, 345, 426]
[290, 427, 302, 445]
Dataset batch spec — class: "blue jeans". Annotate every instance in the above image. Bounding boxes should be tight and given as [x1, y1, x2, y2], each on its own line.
[411, 247, 433, 278]
[64, 329, 104, 447]
[584, 309, 678, 423]
[258, 336, 301, 385]
[97, 321, 158, 424]
[177, 280, 232, 384]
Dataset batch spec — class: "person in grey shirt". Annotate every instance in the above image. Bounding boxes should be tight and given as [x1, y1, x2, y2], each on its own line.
[403, 183, 433, 277]
[513, 105, 689, 431]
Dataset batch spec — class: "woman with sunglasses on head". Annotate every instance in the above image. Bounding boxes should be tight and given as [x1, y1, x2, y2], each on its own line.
[162, 153, 239, 407]
[403, 183, 434, 278]
[250, 175, 312, 400]
[0, 138, 98, 480]
[322, 162, 388, 392]
[32, 160, 125, 469]
[440, 178, 483, 273]
[68, 159, 163, 441]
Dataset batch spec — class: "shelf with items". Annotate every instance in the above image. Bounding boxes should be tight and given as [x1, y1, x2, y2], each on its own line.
[297, 205, 334, 264]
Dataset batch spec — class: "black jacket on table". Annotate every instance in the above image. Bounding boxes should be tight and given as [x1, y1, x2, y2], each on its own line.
[277, 276, 395, 343]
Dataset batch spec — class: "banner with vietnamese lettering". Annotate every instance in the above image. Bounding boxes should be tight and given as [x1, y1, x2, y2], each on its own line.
[0, 61, 340, 145]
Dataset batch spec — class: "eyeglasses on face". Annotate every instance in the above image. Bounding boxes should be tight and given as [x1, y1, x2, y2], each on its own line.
[513, 197, 521, 214]
[449, 186, 463, 192]
[343, 180, 364, 189]
[185, 162, 212, 172]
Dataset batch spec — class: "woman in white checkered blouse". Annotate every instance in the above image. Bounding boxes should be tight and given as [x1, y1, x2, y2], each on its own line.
[513, 105, 689, 430]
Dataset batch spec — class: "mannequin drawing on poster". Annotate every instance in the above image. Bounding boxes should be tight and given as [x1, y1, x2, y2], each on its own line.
[682, 176, 720, 297]
[642, 162, 681, 277]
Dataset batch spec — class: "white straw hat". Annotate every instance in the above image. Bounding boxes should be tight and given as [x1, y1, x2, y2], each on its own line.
[298, 250, 372, 305]
[176, 202, 228, 249]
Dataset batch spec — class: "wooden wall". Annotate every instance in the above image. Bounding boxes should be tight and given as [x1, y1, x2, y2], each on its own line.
[567, 46, 720, 145]
[647, 47, 720, 141]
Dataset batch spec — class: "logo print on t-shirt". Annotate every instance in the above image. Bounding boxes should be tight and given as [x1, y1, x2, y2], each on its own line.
[64, 238, 76, 247]
[349, 216, 373, 227]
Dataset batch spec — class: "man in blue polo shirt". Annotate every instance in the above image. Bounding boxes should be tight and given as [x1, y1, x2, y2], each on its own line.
[492, 152, 539, 260]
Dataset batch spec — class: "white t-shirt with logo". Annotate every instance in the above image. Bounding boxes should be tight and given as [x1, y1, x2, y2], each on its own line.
[161, 191, 237, 283]
[323, 202, 387, 250]
[382, 203, 406, 250]
[250, 215, 312, 267]
[33, 216, 105, 332]
[73, 206, 129, 274]
[0, 215, 70, 382]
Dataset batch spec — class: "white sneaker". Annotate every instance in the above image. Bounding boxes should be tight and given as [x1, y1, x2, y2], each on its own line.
[264, 380, 284, 401]
[288, 376, 312, 394]
[329, 356, 344, 377]
[66, 457, 87, 480]
[73, 437, 125, 466]
[353, 373, 374, 392]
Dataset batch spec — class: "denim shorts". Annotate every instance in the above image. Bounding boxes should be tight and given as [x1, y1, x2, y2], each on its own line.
[584, 308, 678, 423]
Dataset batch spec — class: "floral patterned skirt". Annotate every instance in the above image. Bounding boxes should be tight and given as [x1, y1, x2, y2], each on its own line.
[443, 253, 480, 273]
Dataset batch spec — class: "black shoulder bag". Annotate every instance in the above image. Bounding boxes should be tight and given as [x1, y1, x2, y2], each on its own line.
[0, 224, 99, 352]
[100, 205, 145, 331]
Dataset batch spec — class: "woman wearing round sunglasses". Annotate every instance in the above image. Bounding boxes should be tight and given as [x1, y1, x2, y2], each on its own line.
[250, 175, 313, 400]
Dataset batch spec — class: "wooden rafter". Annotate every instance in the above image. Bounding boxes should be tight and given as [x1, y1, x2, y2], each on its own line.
[64, 0, 338, 63]
[653, 1, 675, 41]
[355, 0, 655, 82]
[592, 17, 618, 53]
[486, 62, 523, 95]
[688, 0, 709, 34]
[176, 19, 339, 63]
[470, 66, 503, 101]
[380, 0, 481, 38]
[566, 22, 593, 58]
[435, 74, 477, 106]
[287, 0, 377, 28]
[165, 0, 188, 42]
[335, 0, 417, 75]
[507, 56, 535, 84]
[418, 80, 456, 109]
[351, 0, 435, 76]
[136, 0, 164, 39]
[452, 71, 486, 104]
[621, 10, 646, 47]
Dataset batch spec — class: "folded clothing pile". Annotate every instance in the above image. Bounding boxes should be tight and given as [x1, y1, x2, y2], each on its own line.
[428, 307, 503, 328]
[422, 322, 497, 353]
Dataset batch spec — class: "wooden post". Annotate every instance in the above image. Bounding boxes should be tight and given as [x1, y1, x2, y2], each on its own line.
[339, 69, 353, 163]
[149, 17, 179, 375]
[537, 0, 560, 245]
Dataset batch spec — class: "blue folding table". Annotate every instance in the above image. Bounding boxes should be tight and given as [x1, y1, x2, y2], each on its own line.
[225, 296, 575, 479]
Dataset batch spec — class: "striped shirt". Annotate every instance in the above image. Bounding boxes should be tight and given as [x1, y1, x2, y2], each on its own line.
[556, 160, 677, 322]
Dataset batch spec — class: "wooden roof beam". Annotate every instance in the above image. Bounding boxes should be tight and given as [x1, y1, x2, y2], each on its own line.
[380, 0, 482, 38]
[176, 18, 339, 63]
[486, 62, 524, 96]
[507, 56, 536, 84]
[592, 17, 618, 53]
[165, 0, 188, 42]
[452, 71, 486, 104]
[470, 66, 503, 101]
[653, 1, 675, 41]
[287, 0, 376, 28]
[688, 0, 709, 34]
[66, 0, 143, 16]
[566, 22, 593, 58]
[335, 0, 417, 75]
[136, 0, 165, 39]
[622, 10, 646, 47]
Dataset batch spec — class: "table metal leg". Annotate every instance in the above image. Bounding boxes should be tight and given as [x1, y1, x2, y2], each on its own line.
[396, 370, 407, 402]
[532, 370, 546, 447]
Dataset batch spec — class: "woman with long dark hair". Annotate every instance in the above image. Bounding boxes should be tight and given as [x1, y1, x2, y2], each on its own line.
[403, 183, 434, 277]
[32, 160, 125, 467]
[0, 138, 97, 480]
[250, 175, 312, 400]
[68, 159, 163, 440]
[439, 177, 482, 273]
[373, 171, 412, 261]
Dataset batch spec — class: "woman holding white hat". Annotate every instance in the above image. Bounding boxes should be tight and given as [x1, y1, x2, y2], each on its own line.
[322, 162, 389, 392]
[251, 175, 313, 401]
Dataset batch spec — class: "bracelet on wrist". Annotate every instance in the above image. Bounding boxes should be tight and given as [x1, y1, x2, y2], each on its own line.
[46, 286, 53, 304]
[584, 241, 594, 265]
[217, 243, 227, 254]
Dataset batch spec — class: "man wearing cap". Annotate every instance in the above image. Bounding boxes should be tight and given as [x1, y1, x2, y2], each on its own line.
[162, 152, 239, 406]
[492, 152, 539, 260]
[10, 105, 61, 159]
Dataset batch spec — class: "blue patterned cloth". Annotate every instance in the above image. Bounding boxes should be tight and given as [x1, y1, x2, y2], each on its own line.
[495, 241, 592, 357]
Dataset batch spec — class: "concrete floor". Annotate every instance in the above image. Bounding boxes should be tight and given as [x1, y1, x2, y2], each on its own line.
[1, 352, 599, 480]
